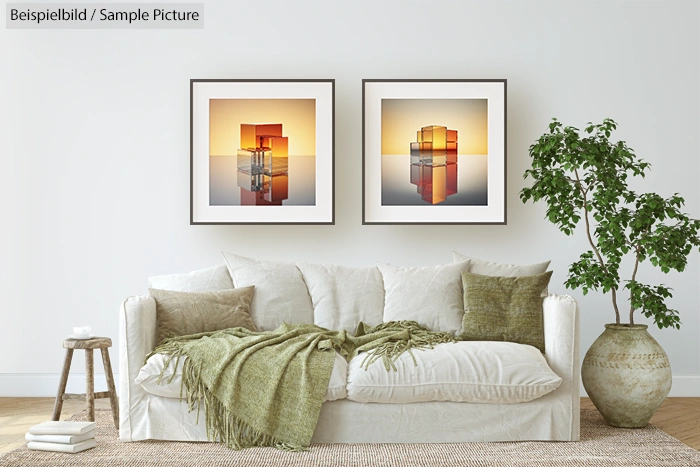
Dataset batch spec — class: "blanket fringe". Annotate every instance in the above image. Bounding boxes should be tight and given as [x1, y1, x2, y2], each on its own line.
[182, 353, 307, 451]
[359, 320, 455, 371]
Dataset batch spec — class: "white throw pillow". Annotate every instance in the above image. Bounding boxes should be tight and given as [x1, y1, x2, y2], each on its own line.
[148, 264, 233, 292]
[346, 341, 562, 404]
[136, 351, 348, 402]
[453, 252, 551, 296]
[222, 252, 314, 331]
[377, 260, 470, 334]
[297, 263, 384, 333]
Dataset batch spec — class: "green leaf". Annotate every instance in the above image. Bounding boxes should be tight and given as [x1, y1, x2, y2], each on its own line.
[521, 118, 700, 329]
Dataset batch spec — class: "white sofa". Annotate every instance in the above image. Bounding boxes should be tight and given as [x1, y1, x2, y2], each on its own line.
[119, 259, 580, 444]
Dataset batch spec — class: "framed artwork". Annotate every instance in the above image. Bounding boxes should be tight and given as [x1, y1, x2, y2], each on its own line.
[190, 79, 335, 224]
[362, 79, 507, 224]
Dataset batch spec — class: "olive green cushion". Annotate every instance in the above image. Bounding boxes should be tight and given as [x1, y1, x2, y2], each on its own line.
[458, 271, 552, 352]
[150, 286, 257, 343]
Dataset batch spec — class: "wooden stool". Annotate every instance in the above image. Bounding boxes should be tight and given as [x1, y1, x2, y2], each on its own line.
[51, 337, 119, 429]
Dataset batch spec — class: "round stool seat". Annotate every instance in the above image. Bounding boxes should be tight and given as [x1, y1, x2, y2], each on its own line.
[63, 337, 112, 350]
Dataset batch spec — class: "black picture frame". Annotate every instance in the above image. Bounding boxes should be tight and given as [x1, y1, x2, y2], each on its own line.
[362, 79, 507, 225]
[190, 79, 335, 225]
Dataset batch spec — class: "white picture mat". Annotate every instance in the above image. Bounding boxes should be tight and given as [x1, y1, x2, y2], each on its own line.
[192, 81, 333, 223]
[364, 81, 505, 224]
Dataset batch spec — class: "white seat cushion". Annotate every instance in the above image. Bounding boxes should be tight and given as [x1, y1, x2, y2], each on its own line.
[297, 262, 385, 333]
[346, 341, 562, 404]
[135, 351, 348, 402]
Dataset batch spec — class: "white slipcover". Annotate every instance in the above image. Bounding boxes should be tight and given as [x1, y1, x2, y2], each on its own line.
[119, 293, 580, 443]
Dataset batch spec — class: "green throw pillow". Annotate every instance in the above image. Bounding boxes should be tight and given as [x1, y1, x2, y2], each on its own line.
[458, 271, 552, 352]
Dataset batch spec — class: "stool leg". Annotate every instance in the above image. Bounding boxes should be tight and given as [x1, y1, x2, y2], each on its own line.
[85, 349, 95, 422]
[100, 347, 120, 429]
[51, 348, 73, 421]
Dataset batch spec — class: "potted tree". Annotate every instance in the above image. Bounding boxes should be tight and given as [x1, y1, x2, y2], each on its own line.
[520, 118, 700, 427]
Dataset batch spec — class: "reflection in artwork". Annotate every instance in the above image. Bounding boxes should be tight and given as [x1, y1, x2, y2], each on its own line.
[237, 171, 289, 206]
[411, 162, 458, 205]
[236, 123, 290, 204]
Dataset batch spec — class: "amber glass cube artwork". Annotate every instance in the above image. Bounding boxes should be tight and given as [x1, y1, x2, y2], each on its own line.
[240, 123, 283, 150]
[238, 123, 289, 176]
[424, 150, 447, 166]
[240, 188, 283, 206]
[410, 142, 421, 164]
[418, 126, 449, 149]
[409, 163, 458, 205]
[240, 124, 257, 151]
[446, 129, 457, 143]
[421, 126, 432, 145]
[411, 165, 447, 204]
[237, 149, 272, 175]
[431, 126, 447, 150]
[446, 163, 457, 195]
[263, 174, 289, 203]
[259, 136, 289, 158]
[236, 170, 289, 206]
[410, 125, 458, 166]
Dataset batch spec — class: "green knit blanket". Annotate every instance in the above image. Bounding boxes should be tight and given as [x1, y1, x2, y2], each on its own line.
[148, 320, 454, 451]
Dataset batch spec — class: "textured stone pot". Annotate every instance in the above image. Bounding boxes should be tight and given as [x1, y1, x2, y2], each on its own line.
[581, 324, 671, 428]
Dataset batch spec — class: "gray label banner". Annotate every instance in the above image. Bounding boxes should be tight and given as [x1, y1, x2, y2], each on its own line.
[6, 3, 204, 29]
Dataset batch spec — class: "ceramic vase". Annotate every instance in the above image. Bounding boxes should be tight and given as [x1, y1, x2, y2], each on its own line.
[581, 324, 671, 428]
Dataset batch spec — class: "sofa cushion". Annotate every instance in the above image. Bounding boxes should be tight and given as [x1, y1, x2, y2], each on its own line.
[136, 350, 348, 402]
[297, 263, 384, 333]
[346, 341, 561, 404]
[458, 271, 553, 352]
[453, 252, 551, 276]
[222, 252, 314, 331]
[453, 252, 551, 296]
[149, 287, 257, 343]
[377, 261, 470, 334]
[148, 264, 234, 292]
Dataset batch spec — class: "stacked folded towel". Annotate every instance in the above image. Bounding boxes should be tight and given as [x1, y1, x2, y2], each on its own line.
[26, 421, 97, 453]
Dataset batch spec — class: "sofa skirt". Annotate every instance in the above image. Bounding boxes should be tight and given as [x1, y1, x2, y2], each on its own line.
[119, 390, 578, 443]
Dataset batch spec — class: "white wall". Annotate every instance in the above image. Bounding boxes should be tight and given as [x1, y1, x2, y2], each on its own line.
[1, 0, 698, 396]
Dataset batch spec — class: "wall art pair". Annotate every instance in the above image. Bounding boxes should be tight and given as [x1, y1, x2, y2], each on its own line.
[190, 79, 506, 225]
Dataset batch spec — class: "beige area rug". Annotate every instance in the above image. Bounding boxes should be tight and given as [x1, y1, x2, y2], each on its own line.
[1, 409, 699, 467]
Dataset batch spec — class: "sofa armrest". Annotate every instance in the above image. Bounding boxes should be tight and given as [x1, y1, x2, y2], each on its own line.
[543, 293, 580, 439]
[118, 295, 157, 440]
[543, 294, 580, 382]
